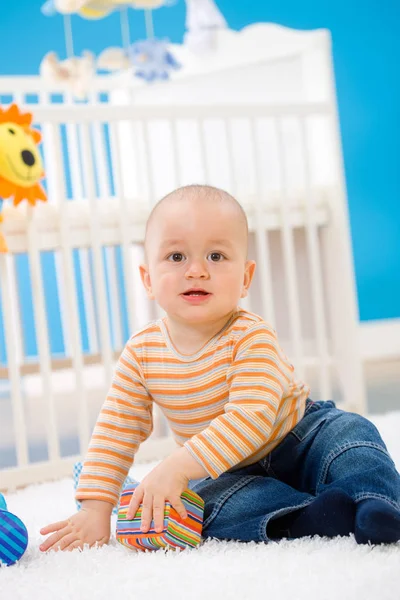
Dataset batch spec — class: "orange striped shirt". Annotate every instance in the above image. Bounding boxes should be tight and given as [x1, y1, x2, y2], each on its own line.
[76, 308, 310, 505]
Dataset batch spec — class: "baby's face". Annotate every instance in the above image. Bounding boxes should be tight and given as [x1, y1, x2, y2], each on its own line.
[140, 198, 256, 325]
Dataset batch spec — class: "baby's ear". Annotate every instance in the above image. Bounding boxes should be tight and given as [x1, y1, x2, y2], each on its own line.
[139, 263, 154, 299]
[242, 260, 256, 296]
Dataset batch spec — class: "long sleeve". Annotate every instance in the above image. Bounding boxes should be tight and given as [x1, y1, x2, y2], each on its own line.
[75, 341, 153, 506]
[184, 323, 293, 478]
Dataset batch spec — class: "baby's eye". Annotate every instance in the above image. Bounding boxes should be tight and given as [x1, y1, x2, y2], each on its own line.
[167, 252, 185, 262]
[208, 252, 224, 262]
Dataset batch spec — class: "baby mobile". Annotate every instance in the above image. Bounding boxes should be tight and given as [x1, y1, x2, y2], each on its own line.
[0, 104, 47, 253]
[39, 0, 227, 98]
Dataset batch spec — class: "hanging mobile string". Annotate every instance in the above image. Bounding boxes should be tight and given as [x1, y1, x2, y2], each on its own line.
[63, 13, 74, 59]
[144, 9, 155, 39]
[120, 7, 131, 50]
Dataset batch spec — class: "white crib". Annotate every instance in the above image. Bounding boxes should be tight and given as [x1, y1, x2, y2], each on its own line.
[0, 23, 366, 492]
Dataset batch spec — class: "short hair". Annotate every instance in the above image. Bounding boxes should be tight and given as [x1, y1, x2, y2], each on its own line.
[144, 184, 248, 261]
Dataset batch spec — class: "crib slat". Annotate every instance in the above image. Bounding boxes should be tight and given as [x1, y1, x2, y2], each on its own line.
[80, 122, 114, 383]
[170, 118, 181, 188]
[91, 119, 111, 201]
[90, 106, 124, 350]
[40, 91, 71, 359]
[106, 248, 124, 349]
[139, 120, 165, 321]
[197, 118, 210, 182]
[0, 256, 28, 466]
[224, 117, 253, 312]
[141, 120, 156, 207]
[12, 92, 25, 106]
[26, 207, 60, 461]
[249, 118, 276, 325]
[51, 122, 91, 454]
[5, 255, 24, 372]
[299, 117, 332, 398]
[65, 113, 85, 201]
[79, 249, 100, 354]
[109, 121, 139, 336]
[275, 118, 304, 376]
[64, 92, 99, 355]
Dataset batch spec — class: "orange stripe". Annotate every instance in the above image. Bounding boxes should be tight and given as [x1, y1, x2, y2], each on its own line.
[109, 385, 151, 407]
[232, 360, 290, 384]
[222, 413, 261, 446]
[156, 389, 227, 411]
[79, 474, 121, 486]
[101, 408, 151, 424]
[88, 443, 137, 455]
[126, 344, 228, 364]
[75, 491, 117, 503]
[185, 443, 215, 476]
[119, 356, 141, 379]
[233, 409, 272, 439]
[232, 329, 274, 359]
[83, 461, 128, 476]
[166, 410, 223, 425]
[98, 421, 148, 436]
[150, 375, 226, 396]
[145, 357, 229, 380]
[231, 384, 282, 398]
[196, 435, 230, 471]
[187, 438, 227, 476]
[210, 421, 250, 459]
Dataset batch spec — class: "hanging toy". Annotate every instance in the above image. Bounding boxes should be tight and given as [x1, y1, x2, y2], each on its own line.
[40, 51, 96, 100]
[130, 0, 166, 7]
[129, 38, 180, 82]
[128, 5, 180, 82]
[44, 0, 166, 19]
[97, 47, 132, 72]
[0, 104, 47, 253]
[41, 0, 180, 83]
[184, 0, 227, 55]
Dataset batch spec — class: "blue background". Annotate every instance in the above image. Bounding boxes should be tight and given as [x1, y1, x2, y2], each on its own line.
[0, 0, 399, 325]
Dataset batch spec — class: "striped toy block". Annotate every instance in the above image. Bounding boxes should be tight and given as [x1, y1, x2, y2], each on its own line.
[0, 494, 29, 567]
[116, 483, 204, 552]
[73, 461, 137, 515]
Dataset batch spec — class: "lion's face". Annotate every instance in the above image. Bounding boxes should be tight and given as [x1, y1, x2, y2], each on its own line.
[0, 121, 44, 188]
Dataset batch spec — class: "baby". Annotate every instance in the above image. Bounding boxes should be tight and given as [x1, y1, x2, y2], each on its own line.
[40, 184, 400, 552]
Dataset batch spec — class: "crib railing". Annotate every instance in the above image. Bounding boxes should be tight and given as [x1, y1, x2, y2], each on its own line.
[0, 86, 366, 491]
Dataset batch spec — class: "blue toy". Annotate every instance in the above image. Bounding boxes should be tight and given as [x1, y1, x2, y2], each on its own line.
[0, 493, 29, 567]
[129, 39, 180, 82]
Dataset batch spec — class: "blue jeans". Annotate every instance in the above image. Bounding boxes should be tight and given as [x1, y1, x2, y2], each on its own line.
[189, 399, 400, 542]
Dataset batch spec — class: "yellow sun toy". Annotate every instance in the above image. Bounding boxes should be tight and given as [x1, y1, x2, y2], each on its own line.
[0, 103, 47, 252]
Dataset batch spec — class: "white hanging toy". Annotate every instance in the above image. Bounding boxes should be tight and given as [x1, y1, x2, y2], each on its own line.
[40, 51, 95, 99]
[184, 0, 227, 54]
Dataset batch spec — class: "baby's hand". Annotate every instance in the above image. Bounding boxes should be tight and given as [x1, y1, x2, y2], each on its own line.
[126, 457, 189, 534]
[39, 500, 112, 552]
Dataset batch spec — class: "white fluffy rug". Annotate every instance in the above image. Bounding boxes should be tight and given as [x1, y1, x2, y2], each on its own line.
[1, 412, 400, 600]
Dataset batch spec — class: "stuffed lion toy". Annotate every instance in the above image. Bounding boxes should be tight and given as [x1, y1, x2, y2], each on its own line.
[0, 103, 47, 252]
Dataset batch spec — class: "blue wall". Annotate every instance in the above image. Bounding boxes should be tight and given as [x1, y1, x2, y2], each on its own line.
[0, 0, 399, 323]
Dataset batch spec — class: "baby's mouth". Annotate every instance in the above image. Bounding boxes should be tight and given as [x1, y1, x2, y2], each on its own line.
[182, 290, 210, 297]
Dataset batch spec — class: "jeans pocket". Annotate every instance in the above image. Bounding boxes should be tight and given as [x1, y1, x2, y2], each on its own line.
[290, 400, 336, 442]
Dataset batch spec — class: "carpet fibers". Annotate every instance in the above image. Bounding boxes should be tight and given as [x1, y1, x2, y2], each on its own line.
[1, 412, 400, 600]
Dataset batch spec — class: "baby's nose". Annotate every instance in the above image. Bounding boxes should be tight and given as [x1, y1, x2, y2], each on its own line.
[185, 260, 209, 277]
